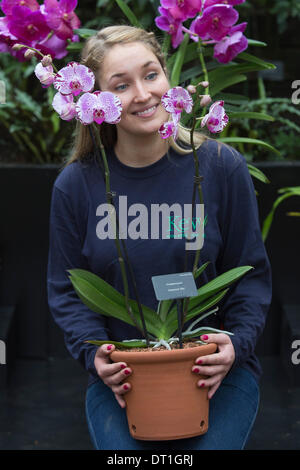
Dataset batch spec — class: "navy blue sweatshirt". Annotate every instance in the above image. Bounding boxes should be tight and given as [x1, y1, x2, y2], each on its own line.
[47, 139, 272, 386]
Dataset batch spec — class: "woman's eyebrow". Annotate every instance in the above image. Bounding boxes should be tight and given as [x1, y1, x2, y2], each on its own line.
[108, 61, 158, 82]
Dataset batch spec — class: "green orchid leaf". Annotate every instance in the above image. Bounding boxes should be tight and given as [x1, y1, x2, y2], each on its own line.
[164, 288, 230, 339]
[68, 269, 162, 338]
[170, 33, 190, 87]
[182, 326, 234, 339]
[194, 261, 210, 280]
[114, 0, 142, 28]
[187, 266, 253, 312]
[73, 28, 97, 38]
[228, 111, 274, 121]
[238, 52, 276, 69]
[262, 188, 300, 241]
[247, 164, 270, 184]
[218, 137, 281, 155]
[247, 39, 267, 47]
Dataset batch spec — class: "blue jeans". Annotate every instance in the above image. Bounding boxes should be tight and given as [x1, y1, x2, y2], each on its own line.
[85, 366, 259, 450]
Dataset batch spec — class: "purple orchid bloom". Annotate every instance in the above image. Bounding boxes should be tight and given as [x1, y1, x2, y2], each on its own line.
[0, 16, 17, 53]
[161, 0, 202, 21]
[34, 62, 56, 87]
[52, 92, 77, 120]
[214, 23, 248, 63]
[76, 91, 122, 126]
[201, 100, 228, 133]
[38, 33, 70, 59]
[155, 7, 184, 49]
[190, 4, 239, 42]
[0, 0, 39, 15]
[53, 62, 95, 96]
[158, 119, 179, 140]
[161, 86, 193, 115]
[43, 0, 80, 40]
[7, 5, 51, 44]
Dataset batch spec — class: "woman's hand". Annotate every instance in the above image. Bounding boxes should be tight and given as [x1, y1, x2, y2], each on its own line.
[192, 333, 235, 399]
[94, 344, 132, 408]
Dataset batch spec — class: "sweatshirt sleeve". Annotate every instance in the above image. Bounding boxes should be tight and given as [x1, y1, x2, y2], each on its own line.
[217, 150, 272, 368]
[47, 183, 110, 376]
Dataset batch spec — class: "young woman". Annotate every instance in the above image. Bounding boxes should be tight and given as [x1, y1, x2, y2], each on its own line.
[47, 25, 272, 450]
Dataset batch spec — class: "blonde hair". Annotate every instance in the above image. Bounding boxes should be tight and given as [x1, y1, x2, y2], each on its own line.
[64, 25, 208, 167]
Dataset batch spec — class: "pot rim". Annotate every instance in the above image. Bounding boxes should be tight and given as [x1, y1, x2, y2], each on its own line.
[110, 342, 217, 364]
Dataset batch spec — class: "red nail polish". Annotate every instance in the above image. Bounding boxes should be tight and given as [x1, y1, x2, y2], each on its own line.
[200, 382, 205, 388]
[120, 364, 126, 369]
[107, 345, 112, 351]
[123, 384, 129, 391]
[124, 369, 130, 375]
[196, 359, 203, 365]
[202, 335, 209, 340]
[193, 367, 199, 373]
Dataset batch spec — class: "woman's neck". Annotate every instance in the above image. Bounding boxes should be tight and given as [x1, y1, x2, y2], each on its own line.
[114, 134, 170, 168]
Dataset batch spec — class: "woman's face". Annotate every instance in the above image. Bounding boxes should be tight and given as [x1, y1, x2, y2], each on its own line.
[98, 42, 170, 140]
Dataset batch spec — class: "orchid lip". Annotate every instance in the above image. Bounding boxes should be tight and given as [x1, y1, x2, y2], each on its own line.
[132, 104, 158, 114]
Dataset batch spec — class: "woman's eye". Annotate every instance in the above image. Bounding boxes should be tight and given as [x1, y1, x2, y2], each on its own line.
[146, 72, 158, 80]
[115, 72, 158, 91]
[115, 83, 127, 91]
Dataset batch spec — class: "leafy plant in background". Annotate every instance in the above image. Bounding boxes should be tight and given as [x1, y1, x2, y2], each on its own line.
[0, 0, 81, 163]
[262, 186, 300, 242]
[219, 77, 300, 162]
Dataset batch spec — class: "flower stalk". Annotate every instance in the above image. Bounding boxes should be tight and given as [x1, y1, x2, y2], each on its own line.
[90, 123, 150, 346]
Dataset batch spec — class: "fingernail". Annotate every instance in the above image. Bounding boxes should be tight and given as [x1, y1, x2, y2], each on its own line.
[123, 384, 129, 391]
[124, 369, 130, 375]
[192, 367, 200, 373]
[196, 359, 203, 365]
[120, 364, 126, 369]
[200, 382, 205, 388]
[107, 345, 112, 351]
[202, 335, 209, 340]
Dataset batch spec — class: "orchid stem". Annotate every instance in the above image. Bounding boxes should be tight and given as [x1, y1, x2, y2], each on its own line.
[90, 124, 150, 345]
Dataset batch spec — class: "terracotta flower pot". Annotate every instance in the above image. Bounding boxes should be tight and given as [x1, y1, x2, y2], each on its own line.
[110, 343, 217, 441]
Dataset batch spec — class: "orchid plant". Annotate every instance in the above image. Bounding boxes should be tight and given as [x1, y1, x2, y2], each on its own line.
[10, 47, 250, 350]
[5, 0, 268, 350]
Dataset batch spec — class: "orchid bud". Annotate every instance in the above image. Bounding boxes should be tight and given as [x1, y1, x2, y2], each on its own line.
[12, 44, 24, 51]
[198, 81, 209, 88]
[41, 54, 53, 67]
[24, 49, 36, 60]
[187, 85, 197, 94]
[200, 94, 212, 107]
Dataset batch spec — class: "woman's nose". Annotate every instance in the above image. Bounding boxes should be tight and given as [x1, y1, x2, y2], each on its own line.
[133, 81, 151, 101]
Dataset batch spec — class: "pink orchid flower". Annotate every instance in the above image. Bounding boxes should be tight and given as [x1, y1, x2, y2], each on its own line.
[76, 91, 122, 126]
[214, 29, 248, 63]
[53, 62, 95, 96]
[34, 62, 56, 87]
[155, 7, 184, 49]
[161, 0, 202, 21]
[0, 0, 39, 15]
[43, 0, 80, 40]
[52, 92, 77, 121]
[158, 119, 179, 140]
[7, 5, 51, 43]
[190, 5, 239, 42]
[161, 86, 193, 116]
[201, 100, 228, 133]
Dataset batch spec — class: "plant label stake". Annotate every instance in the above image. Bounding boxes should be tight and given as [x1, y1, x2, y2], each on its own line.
[152, 272, 198, 348]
